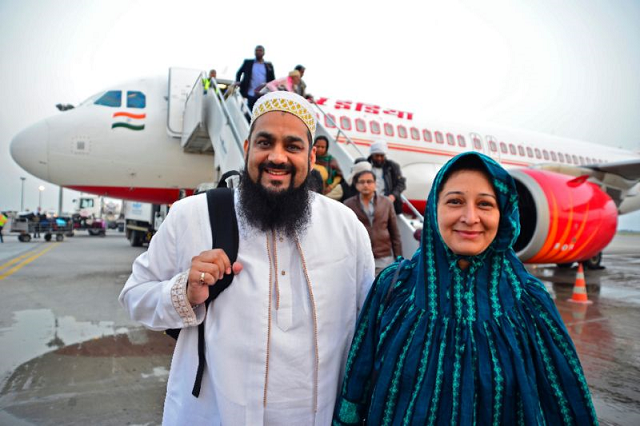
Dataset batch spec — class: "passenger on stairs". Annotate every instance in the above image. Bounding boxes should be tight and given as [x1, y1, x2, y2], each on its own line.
[265, 70, 301, 94]
[294, 64, 313, 101]
[342, 158, 373, 202]
[235, 45, 276, 110]
[344, 169, 402, 276]
[313, 135, 344, 201]
[368, 140, 407, 215]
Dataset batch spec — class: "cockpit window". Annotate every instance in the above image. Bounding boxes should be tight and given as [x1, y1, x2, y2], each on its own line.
[127, 91, 146, 108]
[94, 91, 122, 107]
[79, 92, 103, 106]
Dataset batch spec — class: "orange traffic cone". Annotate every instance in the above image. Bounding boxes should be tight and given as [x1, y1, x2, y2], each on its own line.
[567, 263, 593, 305]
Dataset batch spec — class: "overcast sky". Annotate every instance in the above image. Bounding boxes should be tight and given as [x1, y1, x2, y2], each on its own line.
[1, 0, 638, 229]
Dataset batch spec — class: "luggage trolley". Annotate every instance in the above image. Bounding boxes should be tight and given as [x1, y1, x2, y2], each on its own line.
[11, 217, 73, 242]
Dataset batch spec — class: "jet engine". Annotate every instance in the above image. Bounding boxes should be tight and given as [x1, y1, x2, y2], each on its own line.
[511, 168, 618, 266]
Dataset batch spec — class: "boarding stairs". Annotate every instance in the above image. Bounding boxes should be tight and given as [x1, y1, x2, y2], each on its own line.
[172, 68, 421, 258]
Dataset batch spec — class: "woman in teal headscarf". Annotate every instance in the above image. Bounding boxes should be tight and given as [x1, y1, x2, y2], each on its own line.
[333, 152, 597, 425]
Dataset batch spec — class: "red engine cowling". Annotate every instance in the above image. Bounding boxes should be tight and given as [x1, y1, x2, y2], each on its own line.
[510, 169, 618, 264]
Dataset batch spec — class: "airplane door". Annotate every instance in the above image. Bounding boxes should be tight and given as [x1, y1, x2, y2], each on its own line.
[485, 135, 501, 161]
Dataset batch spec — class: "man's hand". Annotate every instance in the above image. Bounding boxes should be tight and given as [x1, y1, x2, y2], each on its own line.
[187, 249, 243, 306]
[388, 194, 396, 203]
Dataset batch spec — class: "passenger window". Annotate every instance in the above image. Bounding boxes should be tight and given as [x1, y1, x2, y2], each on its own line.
[572, 155, 578, 164]
[355, 118, 366, 132]
[526, 147, 533, 158]
[410, 127, 420, 140]
[423, 129, 432, 142]
[579, 156, 585, 165]
[446, 133, 455, 145]
[435, 131, 444, 144]
[534, 148, 541, 159]
[509, 144, 516, 155]
[340, 116, 352, 131]
[325, 114, 336, 129]
[457, 135, 466, 147]
[558, 152, 565, 163]
[370, 121, 381, 134]
[398, 125, 407, 139]
[489, 141, 497, 152]
[126, 91, 146, 108]
[518, 145, 525, 156]
[384, 123, 394, 137]
[94, 91, 122, 107]
[566, 154, 573, 164]
[550, 151, 557, 161]
[500, 142, 508, 153]
[543, 150, 549, 160]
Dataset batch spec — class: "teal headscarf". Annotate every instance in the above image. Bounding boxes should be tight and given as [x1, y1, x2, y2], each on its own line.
[334, 152, 597, 425]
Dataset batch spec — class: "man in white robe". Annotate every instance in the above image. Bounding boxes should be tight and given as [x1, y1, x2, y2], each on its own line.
[119, 91, 375, 425]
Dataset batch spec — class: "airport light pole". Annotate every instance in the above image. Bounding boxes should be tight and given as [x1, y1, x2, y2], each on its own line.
[38, 185, 45, 211]
[20, 177, 26, 211]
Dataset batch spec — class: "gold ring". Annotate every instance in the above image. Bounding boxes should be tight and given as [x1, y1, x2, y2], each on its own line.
[199, 272, 206, 285]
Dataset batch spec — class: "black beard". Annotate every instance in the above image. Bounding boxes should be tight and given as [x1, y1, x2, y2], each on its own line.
[238, 165, 312, 238]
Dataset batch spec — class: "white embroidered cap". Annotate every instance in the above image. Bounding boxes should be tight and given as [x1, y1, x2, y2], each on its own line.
[347, 160, 373, 185]
[251, 91, 316, 137]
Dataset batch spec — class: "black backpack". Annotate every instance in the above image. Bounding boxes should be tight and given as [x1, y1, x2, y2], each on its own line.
[165, 188, 239, 397]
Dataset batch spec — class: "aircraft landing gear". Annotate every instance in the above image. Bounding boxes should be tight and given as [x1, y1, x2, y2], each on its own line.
[584, 252, 603, 270]
[556, 252, 603, 270]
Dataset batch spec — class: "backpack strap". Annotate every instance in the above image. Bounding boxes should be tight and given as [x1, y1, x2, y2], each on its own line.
[205, 188, 239, 301]
[192, 188, 239, 397]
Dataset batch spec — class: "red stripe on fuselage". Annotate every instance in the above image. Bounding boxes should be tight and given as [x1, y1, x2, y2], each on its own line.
[66, 186, 193, 205]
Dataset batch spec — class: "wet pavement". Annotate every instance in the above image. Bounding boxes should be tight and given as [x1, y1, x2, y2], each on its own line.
[0, 231, 638, 425]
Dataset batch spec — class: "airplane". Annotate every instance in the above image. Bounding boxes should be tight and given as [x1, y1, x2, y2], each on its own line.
[10, 68, 640, 269]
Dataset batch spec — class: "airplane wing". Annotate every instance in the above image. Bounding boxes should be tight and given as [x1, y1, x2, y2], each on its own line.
[585, 158, 640, 181]
[534, 158, 640, 213]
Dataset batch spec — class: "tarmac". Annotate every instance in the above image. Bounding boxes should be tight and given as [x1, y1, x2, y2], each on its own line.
[0, 230, 638, 425]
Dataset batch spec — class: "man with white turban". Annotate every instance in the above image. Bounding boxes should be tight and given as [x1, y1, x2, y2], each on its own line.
[120, 91, 375, 425]
[367, 139, 407, 214]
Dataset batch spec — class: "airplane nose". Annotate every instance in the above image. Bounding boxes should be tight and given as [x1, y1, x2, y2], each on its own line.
[10, 120, 50, 181]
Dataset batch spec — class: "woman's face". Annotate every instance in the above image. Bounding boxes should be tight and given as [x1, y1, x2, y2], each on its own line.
[437, 169, 500, 257]
[314, 140, 327, 157]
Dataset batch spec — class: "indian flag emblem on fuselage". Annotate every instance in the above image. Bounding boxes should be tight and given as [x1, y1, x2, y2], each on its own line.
[112, 112, 145, 131]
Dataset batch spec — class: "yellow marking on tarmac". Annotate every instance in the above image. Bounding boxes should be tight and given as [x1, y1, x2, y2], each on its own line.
[0, 245, 46, 273]
[0, 243, 60, 281]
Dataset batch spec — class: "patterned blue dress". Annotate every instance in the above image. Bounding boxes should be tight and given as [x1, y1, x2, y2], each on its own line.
[333, 152, 597, 425]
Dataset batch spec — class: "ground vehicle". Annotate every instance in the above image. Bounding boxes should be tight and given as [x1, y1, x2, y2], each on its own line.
[71, 196, 121, 236]
[124, 201, 167, 247]
[10, 214, 73, 242]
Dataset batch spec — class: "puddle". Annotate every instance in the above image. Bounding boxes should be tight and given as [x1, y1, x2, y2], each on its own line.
[0, 309, 125, 387]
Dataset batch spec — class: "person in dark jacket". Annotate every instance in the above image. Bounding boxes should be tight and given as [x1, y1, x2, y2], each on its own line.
[344, 170, 402, 275]
[367, 140, 406, 214]
[235, 45, 276, 110]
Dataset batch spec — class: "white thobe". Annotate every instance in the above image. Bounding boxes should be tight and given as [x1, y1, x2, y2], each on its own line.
[119, 192, 375, 425]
